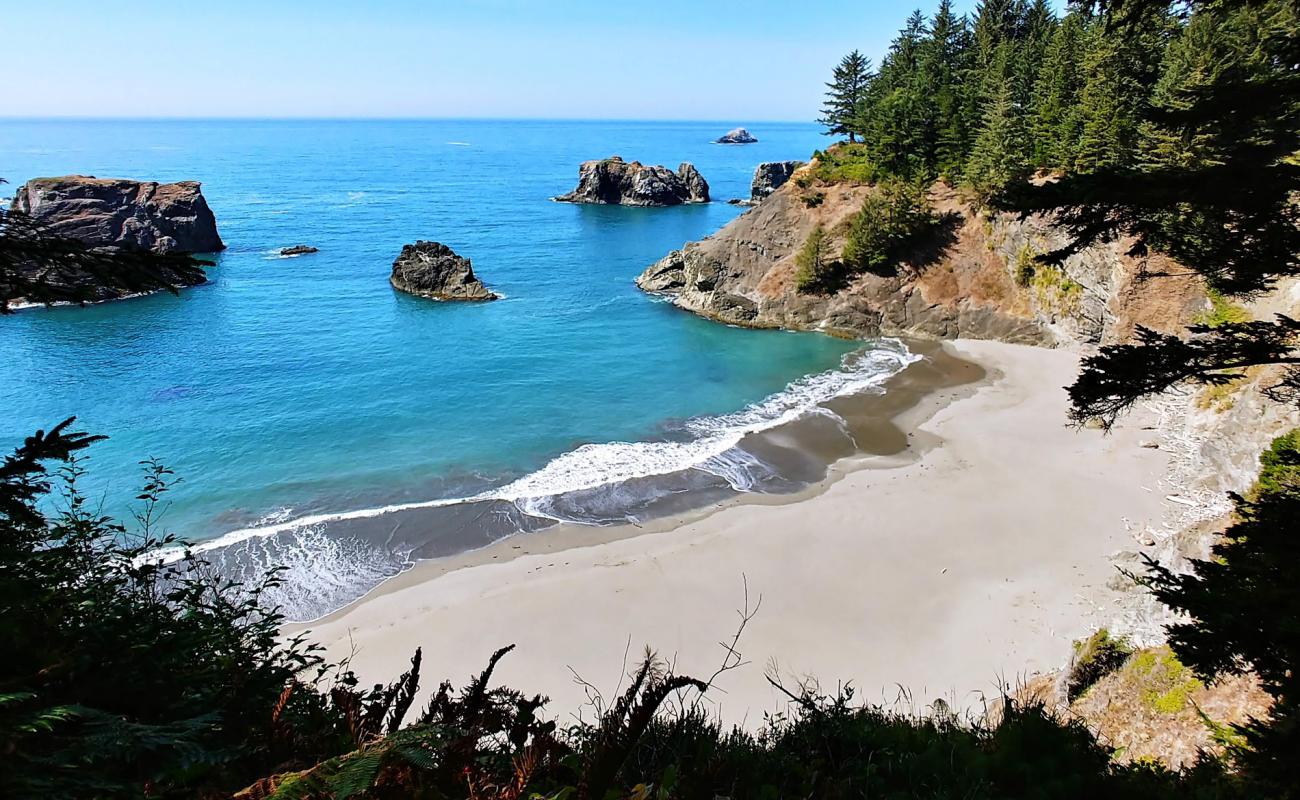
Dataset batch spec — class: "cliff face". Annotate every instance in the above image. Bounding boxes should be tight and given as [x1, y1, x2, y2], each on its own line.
[555, 157, 709, 206]
[11, 176, 225, 255]
[637, 173, 1206, 347]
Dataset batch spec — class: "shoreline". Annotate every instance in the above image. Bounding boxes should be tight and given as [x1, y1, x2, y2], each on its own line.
[298, 339, 1169, 723]
[302, 337, 986, 626]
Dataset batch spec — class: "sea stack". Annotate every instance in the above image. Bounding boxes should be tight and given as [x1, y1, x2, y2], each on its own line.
[716, 128, 758, 144]
[390, 241, 498, 301]
[554, 156, 710, 206]
[10, 176, 225, 254]
[751, 161, 805, 200]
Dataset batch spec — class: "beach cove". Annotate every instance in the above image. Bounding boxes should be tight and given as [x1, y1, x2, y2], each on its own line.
[302, 339, 1169, 720]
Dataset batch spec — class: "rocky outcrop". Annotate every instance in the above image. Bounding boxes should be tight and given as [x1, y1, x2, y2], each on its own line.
[637, 174, 1206, 345]
[751, 161, 805, 201]
[281, 245, 318, 256]
[554, 157, 709, 206]
[11, 176, 224, 254]
[716, 128, 758, 144]
[390, 241, 498, 301]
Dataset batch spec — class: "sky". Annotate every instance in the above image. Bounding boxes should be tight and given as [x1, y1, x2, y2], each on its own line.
[6, 1, 1006, 121]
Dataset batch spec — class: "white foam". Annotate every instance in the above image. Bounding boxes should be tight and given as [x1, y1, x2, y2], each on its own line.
[181, 341, 918, 558]
[491, 340, 917, 500]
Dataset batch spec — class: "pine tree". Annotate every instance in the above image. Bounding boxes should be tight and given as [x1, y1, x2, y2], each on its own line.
[794, 224, 835, 293]
[923, 0, 975, 178]
[819, 50, 873, 142]
[966, 44, 1031, 198]
[1029, 12, 1088, 169]
[1073, 6, 1171, 172]
[861, 10, 930, 178]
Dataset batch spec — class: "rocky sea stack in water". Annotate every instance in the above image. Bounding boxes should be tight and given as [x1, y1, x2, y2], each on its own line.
[554, 156, 709, 206]
[3, 176, 223, 306]
[716, 128, 758, 144]
[390, 241, 498, 301]
[11, 176, 224, 254]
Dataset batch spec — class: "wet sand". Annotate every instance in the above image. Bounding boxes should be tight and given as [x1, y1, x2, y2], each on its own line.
[297, 339, 1168, 723]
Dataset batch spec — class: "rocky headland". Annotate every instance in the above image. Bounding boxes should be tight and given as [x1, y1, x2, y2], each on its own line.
[554, 157, 709, 206]
[636, 171, 1204, 345]
[716, 128, 758, 144]
[390, 241, 498, 301]
[11, 176, 224, 255]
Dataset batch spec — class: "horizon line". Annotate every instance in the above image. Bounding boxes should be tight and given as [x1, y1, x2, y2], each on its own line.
[0, 115, 819, 125]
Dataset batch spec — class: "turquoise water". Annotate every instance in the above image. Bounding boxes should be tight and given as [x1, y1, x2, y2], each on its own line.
[1, 120, 909, 617]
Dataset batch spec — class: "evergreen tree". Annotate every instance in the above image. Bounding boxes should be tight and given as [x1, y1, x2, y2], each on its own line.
[966, 44, 1031, 197]
[1030, 12, 1088, 169]
[1073, 5, 1171, 172]
[794, 224, 835, 293]
[819, 50, 873, 142]
[923, 0, 975, 178]
[860, 10, 931, 178]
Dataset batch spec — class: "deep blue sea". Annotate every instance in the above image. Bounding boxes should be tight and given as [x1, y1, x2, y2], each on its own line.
[1, 119, 912, 618]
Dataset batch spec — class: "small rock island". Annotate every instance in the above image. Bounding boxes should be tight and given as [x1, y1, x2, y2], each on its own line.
[3, 175, 223, 306]
[716, 128, 758, 144]
[11, 175, 224, 254]
[281, 245, 318, 256]
[390, 241, 498, 301]
[554, 156, 709, 206]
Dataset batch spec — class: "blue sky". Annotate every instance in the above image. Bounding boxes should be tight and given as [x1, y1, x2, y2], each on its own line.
[8, 1, 1005, 120]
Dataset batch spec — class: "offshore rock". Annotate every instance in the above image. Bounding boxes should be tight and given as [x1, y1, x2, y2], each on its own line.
[10, 175, 225, 254]
[716, 128, 758, 144]
[281, 244, 319, 256]
[390, 241, 498, 301]
[554, 156, 709, 206]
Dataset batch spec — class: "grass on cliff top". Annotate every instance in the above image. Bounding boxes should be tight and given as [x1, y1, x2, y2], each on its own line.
[805, 143, 880, 186]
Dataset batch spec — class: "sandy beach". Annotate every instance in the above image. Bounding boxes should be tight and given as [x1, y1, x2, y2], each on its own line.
[303, 339, 1168, 724]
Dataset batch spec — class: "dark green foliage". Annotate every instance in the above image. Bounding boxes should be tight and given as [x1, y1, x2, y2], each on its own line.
[605, 684, 1228, 800]
[966, 44, 1032, 199]
[3, 426, 288, 795]
[819, 50, 873, 143]
[794, 224, 834, 294]
[1003, 0, 1300, 429]
[841, 180, 938, 277]
[1142, 430, 1300, 798]
[1065, 318, 1300, 428]
[1030, 13, 1087, 169]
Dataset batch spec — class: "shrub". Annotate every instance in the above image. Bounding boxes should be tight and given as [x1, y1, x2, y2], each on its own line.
[811, 143, 879, 185]
[840, 179, 937, 277]
[794, 224, 835, 293]
[1254, 428, 1300, 498]
[1031, 263, 1084, 314]
[1196, 289, 1251, 328]
[1013, 244, 1038, 287]
[1068, 629, 1135, 700]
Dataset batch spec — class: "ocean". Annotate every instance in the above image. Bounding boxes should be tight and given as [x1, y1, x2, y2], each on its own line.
[0, 119, 914, 619]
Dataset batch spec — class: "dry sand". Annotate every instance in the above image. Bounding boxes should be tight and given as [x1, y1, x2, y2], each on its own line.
[303, 339, 1168, 724]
